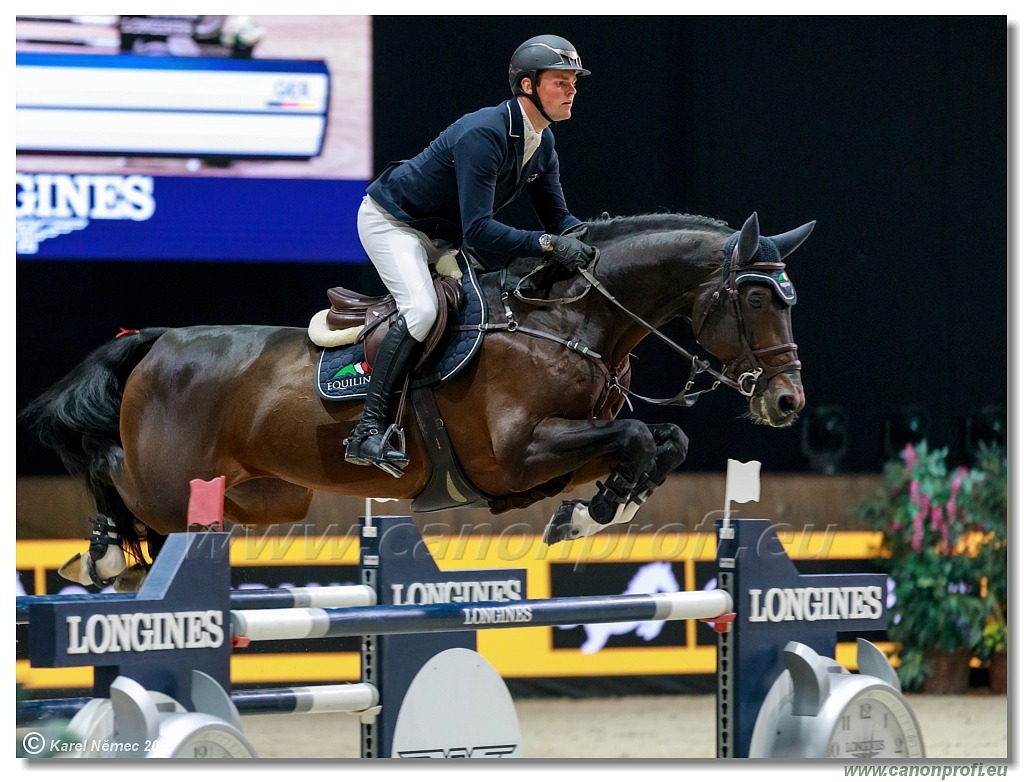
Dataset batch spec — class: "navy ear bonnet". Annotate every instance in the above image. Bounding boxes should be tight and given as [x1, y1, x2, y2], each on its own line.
[722, 233, 797, 306]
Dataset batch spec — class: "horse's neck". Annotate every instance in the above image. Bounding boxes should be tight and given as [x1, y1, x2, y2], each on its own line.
[594, 233, 721, 357]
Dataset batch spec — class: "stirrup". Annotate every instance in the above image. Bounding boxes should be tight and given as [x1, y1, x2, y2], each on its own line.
[344, 424, 409, 478]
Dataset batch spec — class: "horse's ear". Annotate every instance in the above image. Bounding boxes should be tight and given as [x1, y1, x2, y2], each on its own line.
[732, 212, 761, 265]
[769, 221, 816, 260]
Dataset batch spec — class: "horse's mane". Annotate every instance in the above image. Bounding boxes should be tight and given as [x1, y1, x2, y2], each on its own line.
[584, 212, 732, 243]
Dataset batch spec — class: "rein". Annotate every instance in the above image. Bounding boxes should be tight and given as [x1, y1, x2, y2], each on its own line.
[576, 265, 761, 407]
[487, 244, 800, 409]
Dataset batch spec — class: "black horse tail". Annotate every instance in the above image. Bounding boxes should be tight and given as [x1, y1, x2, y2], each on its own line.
[18, 328, 169, 564]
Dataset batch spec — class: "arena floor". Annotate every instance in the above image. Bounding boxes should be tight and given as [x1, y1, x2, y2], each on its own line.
[239, 692, 1009, 760]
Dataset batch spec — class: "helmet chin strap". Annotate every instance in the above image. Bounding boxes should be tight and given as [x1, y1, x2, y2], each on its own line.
[525, 75, 559, 125]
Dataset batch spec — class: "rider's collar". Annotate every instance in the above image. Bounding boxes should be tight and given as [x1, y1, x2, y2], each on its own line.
[722, 233, 797, 306]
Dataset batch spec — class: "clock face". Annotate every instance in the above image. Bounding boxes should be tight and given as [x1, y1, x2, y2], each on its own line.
[146, 714, 258, 759]
[827, 688, 925, 759]
[169, 726, 257, 759]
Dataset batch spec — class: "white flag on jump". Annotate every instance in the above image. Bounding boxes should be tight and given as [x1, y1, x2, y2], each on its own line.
[725, 459, 762, 505]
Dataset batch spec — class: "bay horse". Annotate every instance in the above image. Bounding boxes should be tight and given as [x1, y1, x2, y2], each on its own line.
[20, 211, 813, 590]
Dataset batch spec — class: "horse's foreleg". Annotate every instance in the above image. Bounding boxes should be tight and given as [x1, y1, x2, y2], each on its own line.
[500, 418, 655, 544]
[609, 423, 689, 525]
[542, 422, 687, 545]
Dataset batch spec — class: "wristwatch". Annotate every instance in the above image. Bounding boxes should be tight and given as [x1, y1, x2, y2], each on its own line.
[539, 233, 554, 252]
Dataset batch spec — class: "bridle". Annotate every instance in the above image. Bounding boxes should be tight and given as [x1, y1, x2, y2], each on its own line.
[578, 250, 799, 407]
[497, 236, 801, 409]
[686, 239, 802, 401]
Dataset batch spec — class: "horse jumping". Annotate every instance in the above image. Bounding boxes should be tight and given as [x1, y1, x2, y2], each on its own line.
[19, 210, 814, 588]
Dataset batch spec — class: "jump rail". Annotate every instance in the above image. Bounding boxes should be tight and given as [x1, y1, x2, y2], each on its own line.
[17, 584, 376, 623]
[18, 682, 379, 721]
[231, 590, 732, 642]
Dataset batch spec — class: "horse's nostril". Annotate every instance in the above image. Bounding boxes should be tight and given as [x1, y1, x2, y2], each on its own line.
[779, 394, 797, 413]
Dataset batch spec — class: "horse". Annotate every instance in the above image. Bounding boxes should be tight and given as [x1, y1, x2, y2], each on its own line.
[19, 210, 813, 590]
[556, 561, 682, 653]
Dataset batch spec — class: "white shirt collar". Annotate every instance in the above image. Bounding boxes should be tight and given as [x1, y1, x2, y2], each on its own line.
[519, 100, 542, 169]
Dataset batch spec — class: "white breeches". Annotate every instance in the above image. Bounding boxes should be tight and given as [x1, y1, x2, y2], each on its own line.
[357, 195, 454, 343]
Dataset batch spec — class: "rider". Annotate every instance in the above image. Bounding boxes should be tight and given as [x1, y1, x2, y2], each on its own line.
[344, 33, 600, 477]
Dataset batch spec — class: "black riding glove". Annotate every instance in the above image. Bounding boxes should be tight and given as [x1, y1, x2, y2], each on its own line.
[548, 235, 598, 271]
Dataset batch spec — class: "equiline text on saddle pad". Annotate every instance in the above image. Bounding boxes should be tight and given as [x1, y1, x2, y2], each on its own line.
[315, 253, 486, 402]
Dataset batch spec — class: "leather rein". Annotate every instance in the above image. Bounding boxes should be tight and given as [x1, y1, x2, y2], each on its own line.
[494, 247, 800, 409]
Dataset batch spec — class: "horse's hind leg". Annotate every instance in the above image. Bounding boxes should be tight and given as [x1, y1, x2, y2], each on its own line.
[57, 483, 137, 589]
[223, 478, 314, 528]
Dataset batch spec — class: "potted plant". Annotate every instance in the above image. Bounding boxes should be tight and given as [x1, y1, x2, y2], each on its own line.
[853, 441, 1005, 693]
[966, 442, 1008, 692]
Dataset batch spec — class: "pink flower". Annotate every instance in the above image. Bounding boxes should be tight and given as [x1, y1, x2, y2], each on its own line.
[903, 443, 919, 469]
[929, 505, 950, 550]
[910, 480, 921, 504]
[911, 506, 926, 552]
[950, 472, 963, 504]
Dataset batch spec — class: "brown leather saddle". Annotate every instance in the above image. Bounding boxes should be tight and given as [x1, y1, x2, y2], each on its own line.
[325, 273, 465, 372]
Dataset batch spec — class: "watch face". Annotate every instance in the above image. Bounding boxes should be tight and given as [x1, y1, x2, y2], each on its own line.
[827, 688, 925, 759]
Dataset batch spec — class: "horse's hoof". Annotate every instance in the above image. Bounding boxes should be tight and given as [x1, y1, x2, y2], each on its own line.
[543, 500, 604, 544]
[113, 564, 148, 593]
[57, 552, 90, 586]
[542, 503, 574, 544]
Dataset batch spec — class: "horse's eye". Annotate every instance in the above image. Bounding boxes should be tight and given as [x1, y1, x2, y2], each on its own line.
[746, 290, 767, 309]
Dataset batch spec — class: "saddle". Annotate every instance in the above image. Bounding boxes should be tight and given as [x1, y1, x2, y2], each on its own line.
[324, 273, 465, 371]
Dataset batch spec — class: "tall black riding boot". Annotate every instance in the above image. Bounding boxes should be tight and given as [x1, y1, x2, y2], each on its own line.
[344, 316, 421, 477]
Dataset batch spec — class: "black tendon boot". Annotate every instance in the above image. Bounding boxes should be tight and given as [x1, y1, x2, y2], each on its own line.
[587, 470, 639, 525]
[344, 316, 421, 477]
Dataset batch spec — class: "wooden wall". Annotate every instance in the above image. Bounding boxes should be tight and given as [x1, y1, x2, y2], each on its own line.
[16, 473, 883, 542]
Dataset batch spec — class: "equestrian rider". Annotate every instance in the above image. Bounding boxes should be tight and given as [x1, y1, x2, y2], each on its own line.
[344, 34, 599, 477]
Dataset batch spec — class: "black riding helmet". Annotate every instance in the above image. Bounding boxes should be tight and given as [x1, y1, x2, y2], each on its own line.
[508, 34, 590, 124]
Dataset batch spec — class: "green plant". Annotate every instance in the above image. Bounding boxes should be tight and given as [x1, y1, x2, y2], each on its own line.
[978, 619, 1008, 664]
[853, 441, 1007, 691]
[968, 442, 1008, 664]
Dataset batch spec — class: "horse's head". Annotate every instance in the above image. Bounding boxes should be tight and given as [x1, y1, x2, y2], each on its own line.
[691, 212, 813, 427]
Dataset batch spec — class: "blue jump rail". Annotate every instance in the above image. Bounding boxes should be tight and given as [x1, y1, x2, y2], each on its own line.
[16, 584, 375, 624]
[231, 589, 733, 642]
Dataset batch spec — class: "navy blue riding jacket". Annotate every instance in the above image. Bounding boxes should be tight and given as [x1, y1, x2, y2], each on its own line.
[367, 99, 582, 269]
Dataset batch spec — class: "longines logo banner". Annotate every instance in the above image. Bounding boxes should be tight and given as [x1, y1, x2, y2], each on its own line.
[15, 173, 367, 262]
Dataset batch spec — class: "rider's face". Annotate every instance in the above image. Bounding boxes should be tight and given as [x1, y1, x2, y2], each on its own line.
[534, 70, 578, 121]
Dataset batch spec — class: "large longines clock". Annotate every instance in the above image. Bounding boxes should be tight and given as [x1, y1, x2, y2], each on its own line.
[65, 671, 257, 758]
[749, 638, 925, 759]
